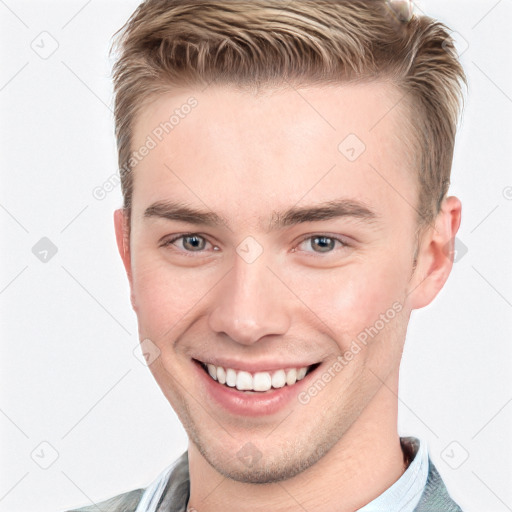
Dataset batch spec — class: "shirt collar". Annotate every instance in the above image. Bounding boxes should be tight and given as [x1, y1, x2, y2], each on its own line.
[356, 436, 429, 511]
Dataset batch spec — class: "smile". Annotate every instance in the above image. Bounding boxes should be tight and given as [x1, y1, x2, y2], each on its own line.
[196, 360, 320, 393]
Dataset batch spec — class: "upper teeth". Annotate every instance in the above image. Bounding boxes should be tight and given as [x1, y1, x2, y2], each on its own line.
[205, 363, 309, 392]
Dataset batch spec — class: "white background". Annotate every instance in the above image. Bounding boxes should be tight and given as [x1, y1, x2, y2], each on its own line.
[1, 1, 511, 511]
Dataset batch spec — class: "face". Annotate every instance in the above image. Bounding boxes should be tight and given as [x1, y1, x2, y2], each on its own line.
[115, 82, 449, 484]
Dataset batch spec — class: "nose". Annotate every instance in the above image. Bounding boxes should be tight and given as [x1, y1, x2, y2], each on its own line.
[208, 252, 291, 345]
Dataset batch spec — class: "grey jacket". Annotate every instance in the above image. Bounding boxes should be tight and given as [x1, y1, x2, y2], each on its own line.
[65, 439, 463, 512]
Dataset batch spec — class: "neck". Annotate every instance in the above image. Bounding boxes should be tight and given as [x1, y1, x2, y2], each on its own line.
[187, 368, 405, 512]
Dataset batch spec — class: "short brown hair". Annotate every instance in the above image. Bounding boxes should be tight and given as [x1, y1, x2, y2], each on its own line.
[110, 0, 466, 231]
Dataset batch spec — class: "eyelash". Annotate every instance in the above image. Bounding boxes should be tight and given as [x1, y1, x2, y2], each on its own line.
[160, 232, 352, 257]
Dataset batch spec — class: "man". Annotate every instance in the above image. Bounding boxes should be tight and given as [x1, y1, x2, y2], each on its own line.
[67, 0, 466, 510]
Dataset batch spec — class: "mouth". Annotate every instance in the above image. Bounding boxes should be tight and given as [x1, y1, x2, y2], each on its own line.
[193, 358, 321, 394]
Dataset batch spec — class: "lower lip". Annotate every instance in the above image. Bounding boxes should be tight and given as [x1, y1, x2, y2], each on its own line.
[193, 359, 320, 417]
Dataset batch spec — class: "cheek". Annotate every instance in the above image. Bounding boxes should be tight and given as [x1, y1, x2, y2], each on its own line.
[131, 254, 215, 336]
[291, 257, 408, 346]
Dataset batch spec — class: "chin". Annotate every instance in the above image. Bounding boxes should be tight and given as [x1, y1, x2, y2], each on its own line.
[189, 429, 330, 484]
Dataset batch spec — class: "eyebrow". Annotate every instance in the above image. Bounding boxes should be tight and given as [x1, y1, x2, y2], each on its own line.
[143, 198, 381, 232]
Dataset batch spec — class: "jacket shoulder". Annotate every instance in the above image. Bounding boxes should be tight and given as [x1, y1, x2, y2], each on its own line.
[414, 459, 463, 512]
[64, 488, 145, 512]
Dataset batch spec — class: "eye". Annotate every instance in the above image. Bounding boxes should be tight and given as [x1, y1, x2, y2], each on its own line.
[294, 234, 351, 255]
[161, 233, 218, 253]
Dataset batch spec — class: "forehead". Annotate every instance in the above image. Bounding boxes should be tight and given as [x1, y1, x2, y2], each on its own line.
[130, 82, 417, 225]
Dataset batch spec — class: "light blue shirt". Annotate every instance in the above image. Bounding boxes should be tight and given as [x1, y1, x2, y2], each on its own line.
[356, 437, 429, 511]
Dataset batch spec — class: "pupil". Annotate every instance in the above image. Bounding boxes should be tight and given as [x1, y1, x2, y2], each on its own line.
[184, 236, 204, 251]
[314, 236, 334, 252]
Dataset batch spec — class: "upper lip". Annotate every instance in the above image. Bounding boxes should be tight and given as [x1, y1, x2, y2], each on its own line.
[193, 357, 320, 373]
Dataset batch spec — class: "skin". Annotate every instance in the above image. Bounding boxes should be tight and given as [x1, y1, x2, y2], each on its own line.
[114, 82, 461, 512]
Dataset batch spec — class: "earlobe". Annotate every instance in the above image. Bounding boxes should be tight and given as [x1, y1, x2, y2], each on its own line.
[407, 196, 462, 310]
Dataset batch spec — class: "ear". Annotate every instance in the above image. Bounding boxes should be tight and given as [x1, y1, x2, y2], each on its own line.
[406, 196, 462, 310]
[114, 208, 137, 312]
